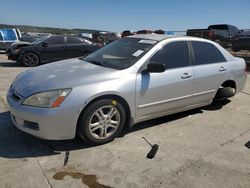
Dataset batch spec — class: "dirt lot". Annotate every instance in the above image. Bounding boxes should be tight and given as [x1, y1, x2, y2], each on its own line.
[0, 54, 250, 188]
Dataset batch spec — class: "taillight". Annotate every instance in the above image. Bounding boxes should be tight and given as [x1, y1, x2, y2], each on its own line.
[208, 31, 214, 39]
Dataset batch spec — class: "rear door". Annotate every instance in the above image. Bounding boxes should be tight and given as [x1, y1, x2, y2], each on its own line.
[136, 41, 194, 120]
[40, 36, 67, 61]
[190, 41, 228, 103]
[66, 36, 86, 58]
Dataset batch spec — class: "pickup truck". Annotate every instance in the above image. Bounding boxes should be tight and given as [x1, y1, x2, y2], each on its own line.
[186, 24, 240, 48]
[0, 28, 22, 51]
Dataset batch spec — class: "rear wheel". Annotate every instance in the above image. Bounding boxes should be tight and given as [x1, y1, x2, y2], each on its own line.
[214, 86, 236, 101]
[21, 52, 40, 67]
[77, 99, 126, 145]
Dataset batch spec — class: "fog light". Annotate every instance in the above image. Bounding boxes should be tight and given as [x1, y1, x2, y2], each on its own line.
[23, 120, 39, 130]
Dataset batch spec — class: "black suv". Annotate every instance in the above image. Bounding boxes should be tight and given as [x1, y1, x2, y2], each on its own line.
[7, 35, 99, 66]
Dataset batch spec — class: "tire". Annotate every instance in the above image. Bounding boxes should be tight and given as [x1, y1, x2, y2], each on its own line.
[214, 87, 236, 101]
[77, 99, 126, 145]
[21, 52, 40, 67]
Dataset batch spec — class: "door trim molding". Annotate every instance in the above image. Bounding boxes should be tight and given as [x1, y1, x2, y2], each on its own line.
[137, 89, 216, 109]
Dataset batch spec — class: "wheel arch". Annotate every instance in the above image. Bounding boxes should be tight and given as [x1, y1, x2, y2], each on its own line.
[221, 79, 236, 90]
[213, 79, 237, 101]
[21, 51, 41, 62]
[76, 94, 133, 133]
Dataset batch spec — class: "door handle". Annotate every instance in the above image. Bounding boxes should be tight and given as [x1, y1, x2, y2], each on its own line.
[219, 66, 227, 72]
[181, 72, 192, 79]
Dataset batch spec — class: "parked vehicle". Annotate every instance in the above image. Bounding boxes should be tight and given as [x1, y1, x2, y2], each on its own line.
[232, 30, 250, 51]
[136, 30, 153, 34]
[7, 35, 247, 144]
[6, 35, 100, 66]
[121, 30, 134, 38]
[0, 28, 21, 51]
[186, 24, 240, 47]
[92, 31, 118, 45]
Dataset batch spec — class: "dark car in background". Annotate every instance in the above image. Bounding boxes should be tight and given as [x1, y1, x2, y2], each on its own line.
[186, 24, 240, 47]
[92, 31, 119, 45]
[121, 30, 134, 38]
[7, 35, 99, 66]
[232, 30, 250, 51]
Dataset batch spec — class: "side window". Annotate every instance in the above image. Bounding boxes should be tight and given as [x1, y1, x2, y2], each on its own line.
[192, 41, 226, 65]
[150, 41, 189, 69]
[0, 32, 3, 41]
[46, 36, 65, 45]
[67, 36, 83, 44]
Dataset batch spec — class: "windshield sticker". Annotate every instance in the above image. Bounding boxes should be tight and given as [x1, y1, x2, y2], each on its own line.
[132, 50, 144, 57]
[138, 39, 157, 44]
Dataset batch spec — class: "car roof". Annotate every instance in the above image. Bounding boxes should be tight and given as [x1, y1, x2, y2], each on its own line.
[128, 34, 173, 41]
[128, 34, 212, 43]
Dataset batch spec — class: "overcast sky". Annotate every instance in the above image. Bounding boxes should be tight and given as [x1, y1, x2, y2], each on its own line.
[1, 0, 250, 32]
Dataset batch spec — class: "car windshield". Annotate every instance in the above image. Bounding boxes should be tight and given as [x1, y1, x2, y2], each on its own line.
[32, 36, 50, 44]
[83, 38, 157, 70]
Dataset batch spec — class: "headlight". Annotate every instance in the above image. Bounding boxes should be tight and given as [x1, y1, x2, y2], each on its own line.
[22, 89, 71, 108]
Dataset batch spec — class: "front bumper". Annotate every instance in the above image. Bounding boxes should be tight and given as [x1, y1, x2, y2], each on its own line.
[6, 50, 21, 61]
[7, 90, 81, 140]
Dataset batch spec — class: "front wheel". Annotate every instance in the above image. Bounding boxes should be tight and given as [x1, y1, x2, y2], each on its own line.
[77, 99, 126, 145]
[21, 52, 40, 67]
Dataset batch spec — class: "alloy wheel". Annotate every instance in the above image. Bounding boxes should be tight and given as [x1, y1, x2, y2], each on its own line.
[88, 105, 120, 140]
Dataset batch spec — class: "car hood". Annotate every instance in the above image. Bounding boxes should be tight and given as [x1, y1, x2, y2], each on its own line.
[8, 41, 31, 52]
[13, 58, 120, 97]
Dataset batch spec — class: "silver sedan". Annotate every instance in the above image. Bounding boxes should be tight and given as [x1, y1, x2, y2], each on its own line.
[7, 34, 247, 144]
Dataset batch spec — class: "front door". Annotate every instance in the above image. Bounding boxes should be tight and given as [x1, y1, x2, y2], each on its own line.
[136, 41, 194, 121]
[40, 36, 67, 62]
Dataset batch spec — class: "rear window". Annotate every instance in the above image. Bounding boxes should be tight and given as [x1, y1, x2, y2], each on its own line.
[0, 29, 17, 41]
[192, 41, 226, 65]
[208, 25, 228, 30]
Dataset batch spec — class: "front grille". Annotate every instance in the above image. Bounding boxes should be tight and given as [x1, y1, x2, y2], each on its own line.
[23, 120, 39, 130]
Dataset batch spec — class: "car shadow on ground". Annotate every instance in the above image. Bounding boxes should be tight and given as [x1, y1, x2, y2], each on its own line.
[0, 99, 230, 159]
[0, 62, 24, 67]
[119, 99, 231, 137]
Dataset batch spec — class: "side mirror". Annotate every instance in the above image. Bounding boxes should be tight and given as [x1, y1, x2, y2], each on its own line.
[42, 42, 48, 47]
[147, 63, 166, 73]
